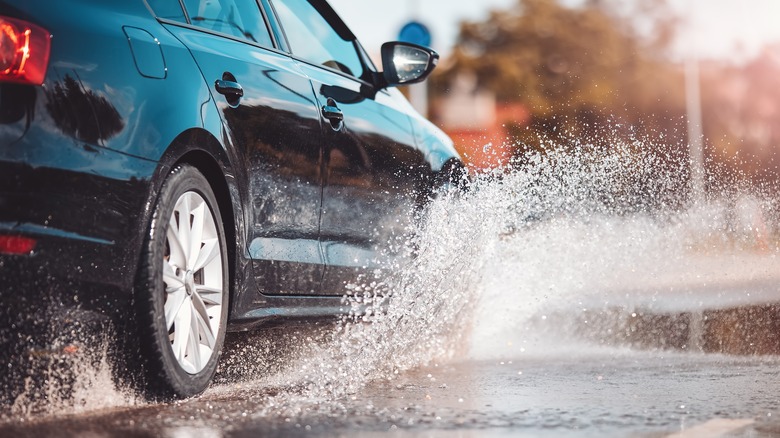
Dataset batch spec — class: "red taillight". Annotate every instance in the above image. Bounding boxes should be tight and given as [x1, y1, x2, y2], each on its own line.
[0, 235, 37, 254]
[0, 16, 50, 85]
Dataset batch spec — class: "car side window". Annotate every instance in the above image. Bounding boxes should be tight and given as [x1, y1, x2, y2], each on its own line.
[145, 0, 187, 22]
[270, 0, 364, 78]
[181, 0, 274, 47]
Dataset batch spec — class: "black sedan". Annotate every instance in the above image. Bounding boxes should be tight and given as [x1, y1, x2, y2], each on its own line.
[0, 0, 463, 399]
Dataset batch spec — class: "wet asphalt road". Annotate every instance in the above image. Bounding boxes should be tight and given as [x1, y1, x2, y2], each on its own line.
[4, 329, 780, 437]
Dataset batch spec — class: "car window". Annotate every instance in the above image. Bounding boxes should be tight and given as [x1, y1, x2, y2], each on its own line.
[145, 0, 187, 22]
[181, 0, 274, 47]
[271, 0, 364, 78]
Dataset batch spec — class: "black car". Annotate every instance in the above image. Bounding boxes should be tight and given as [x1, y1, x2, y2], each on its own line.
[0, 0, 463, 399]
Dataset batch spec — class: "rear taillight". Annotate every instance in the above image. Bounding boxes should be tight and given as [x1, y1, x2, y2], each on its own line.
[0, 16, 50, 85]
[0, 235, 36, 254]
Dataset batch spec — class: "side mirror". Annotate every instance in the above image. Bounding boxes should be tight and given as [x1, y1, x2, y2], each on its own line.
[380, 41, 439, 88]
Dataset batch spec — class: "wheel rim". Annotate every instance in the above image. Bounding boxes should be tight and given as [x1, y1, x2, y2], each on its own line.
[162, 191, 224, 374]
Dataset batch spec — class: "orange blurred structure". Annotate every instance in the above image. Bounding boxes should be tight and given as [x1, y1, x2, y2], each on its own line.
[431, 73, 530, 171]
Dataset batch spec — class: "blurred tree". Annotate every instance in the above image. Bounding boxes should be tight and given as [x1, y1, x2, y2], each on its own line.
[432, 0, 686, 156]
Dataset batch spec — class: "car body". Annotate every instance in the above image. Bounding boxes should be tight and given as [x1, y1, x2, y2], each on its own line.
[0, 0, 462, 399]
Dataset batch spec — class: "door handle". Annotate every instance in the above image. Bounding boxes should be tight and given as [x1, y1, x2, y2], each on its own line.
[215, 79, 244, 98]
[321, 97, 343, 130]
[215, 79, 243, 108]
[321, 104, 343, 122]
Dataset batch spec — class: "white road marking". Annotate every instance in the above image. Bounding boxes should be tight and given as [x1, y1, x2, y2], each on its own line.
[666, 418, 754, 438]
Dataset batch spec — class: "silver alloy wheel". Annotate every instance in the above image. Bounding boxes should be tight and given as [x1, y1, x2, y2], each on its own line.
[162, 191, 224, 374]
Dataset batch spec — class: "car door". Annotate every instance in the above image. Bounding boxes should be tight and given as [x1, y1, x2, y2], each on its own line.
[160, 0, 326, 301]
[268, 0, 431, 295]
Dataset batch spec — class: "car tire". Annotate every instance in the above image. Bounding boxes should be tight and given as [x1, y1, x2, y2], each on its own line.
[134, 164, 229, 399]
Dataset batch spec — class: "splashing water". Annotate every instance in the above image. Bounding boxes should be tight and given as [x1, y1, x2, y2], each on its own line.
[4, 133, 779, 423]
[290, 133, 780, 396]
[2, 314, 141, 420]
[221, 134, 778, 419]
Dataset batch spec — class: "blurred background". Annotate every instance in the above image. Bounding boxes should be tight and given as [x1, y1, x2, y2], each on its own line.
[329, 0, 780, 192]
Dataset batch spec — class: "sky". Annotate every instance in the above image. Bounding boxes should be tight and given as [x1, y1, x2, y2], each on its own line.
[328, 0, 780, 64]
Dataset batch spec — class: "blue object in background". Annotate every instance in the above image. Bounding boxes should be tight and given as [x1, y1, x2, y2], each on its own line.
[398, 20, 432, 48]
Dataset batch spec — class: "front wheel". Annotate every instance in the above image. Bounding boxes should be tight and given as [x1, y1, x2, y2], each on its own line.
[135, 164, 229, 398]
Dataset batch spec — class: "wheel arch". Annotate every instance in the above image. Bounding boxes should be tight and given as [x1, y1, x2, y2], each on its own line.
[151, 128, 244, 316]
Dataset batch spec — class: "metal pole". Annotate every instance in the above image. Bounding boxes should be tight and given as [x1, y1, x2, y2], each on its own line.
[409, 82, 428, 117]
[685, 57, 705, 198]
[685, 1, 705, 199]
[406, 0, 426, 116]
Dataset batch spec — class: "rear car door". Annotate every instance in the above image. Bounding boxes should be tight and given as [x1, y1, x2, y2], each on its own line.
[159, 0, 326, 299]
[268, 0, 431, 295]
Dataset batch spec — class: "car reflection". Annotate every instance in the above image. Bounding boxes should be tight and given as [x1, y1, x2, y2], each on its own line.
[45, 74, 124, 144]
